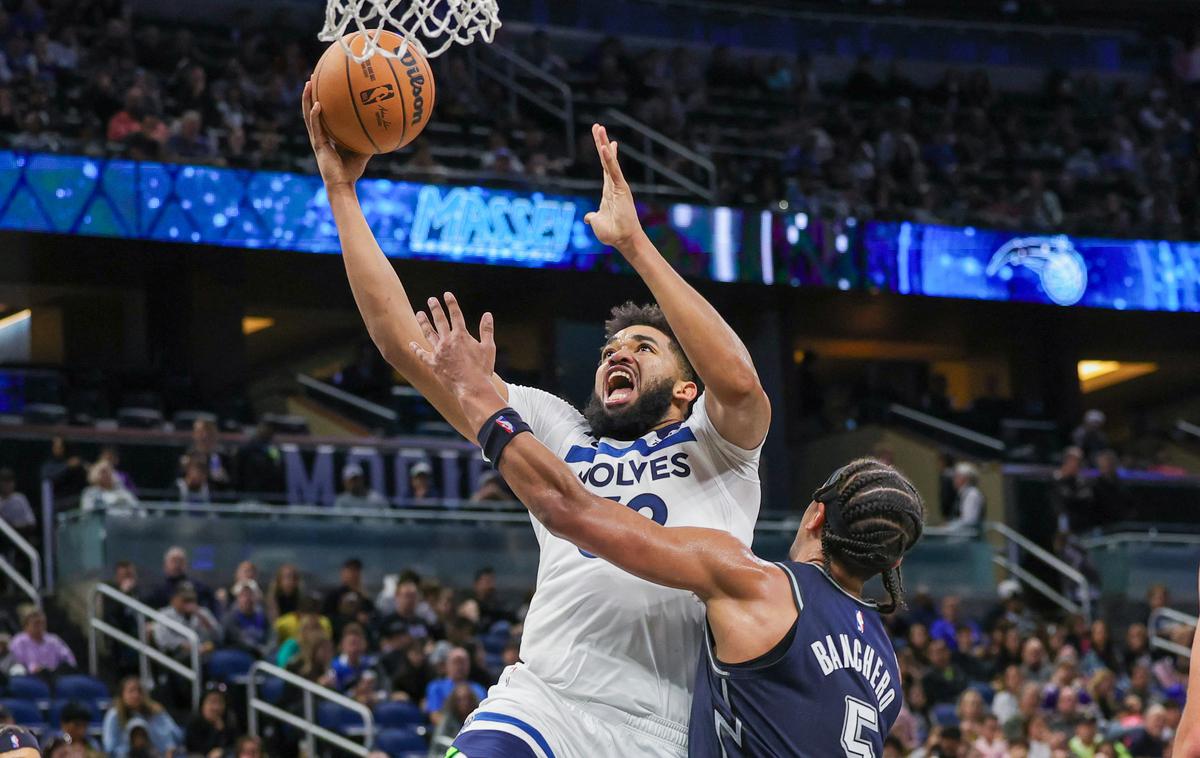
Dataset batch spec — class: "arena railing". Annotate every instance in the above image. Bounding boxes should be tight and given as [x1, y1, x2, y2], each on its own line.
[87, 583, 202, 709]
[986, 521, 1093, 622]
[0, 516, 41, 607]
[886, 404, 1006, 457]
[470, 42, 577, 164]
[1177, 419, 1200, 443]
[1148, 607, 1197, 659]
[602, 108, 718, 203]
[247, 660, 375, 756]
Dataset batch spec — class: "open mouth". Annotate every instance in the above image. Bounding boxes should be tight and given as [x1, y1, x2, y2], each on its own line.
[604, 366, 637, 407]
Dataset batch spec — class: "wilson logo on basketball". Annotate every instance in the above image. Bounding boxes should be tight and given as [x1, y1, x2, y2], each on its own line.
[399, 49, 427, 126]
[359, 85, 396, 105]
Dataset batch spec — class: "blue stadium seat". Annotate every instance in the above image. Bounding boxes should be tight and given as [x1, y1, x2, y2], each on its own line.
[7, 676, 51, 704]
[259, 676, 285, 705]
[931, 703, 959, 727]
[482, 622, 512, 655]
[374, 701, 424, 729]
[47, 699, 101, 729]
[317, 701, 367, 736]
[1, 699, 47, 731]
[969, 681, 994, 705]
[53, 675, 111, 710]
[376, 727, 427, 757]
[206, 648, 255, 683]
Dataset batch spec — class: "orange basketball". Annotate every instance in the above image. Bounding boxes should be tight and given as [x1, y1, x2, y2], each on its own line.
[312, 31, 436, 154]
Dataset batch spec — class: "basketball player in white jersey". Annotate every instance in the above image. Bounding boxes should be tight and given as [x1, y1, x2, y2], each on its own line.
[303, 83, 771, 757]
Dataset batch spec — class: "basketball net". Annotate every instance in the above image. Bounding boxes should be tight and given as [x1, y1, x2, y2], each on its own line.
[321, 0, 501, 62]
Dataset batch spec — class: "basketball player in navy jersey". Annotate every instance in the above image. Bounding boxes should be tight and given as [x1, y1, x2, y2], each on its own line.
[410, 293, 926, 758]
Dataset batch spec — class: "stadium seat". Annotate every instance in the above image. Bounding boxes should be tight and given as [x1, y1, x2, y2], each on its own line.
[931, 703, 959, 727]
[375, 727, 427, 757]
[53, 675, 111, 710]
[22, 403, 68, 426]
[317, 701, 367, 736]
[1, 699, 47, 731]
[47, 699, 101, 729]
[969, 681, 994, 704]
[116, 406, 164, 429]
[207, 648, 256, 683]
[374, 700, 424, 729]
[258, 676, 285, 704]
[7, 676, 51, 704]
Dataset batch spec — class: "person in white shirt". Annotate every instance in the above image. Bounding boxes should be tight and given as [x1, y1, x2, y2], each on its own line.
[945, 462, 984, 532]
[80, 460, 139, 515]
[303, 82, 772, 757]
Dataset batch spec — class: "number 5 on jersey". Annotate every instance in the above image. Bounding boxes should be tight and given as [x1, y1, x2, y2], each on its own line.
[578, 493, 669, 558]
[841, 696, 880, 758]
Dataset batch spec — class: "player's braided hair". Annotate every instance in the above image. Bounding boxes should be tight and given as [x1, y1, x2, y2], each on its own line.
[605, 302, 702, 390]
[816, 458, 925, 614]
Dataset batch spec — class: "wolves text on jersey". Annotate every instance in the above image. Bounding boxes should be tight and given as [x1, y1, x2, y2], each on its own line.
[809, 633, 898, 711]
[575, 452, 692, 488]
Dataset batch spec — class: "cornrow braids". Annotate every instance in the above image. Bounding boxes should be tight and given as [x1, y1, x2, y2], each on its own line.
[815, 457, 925, 614]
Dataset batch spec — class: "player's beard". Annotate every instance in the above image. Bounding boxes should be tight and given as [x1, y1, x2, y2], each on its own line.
[583, 376, 676, 441]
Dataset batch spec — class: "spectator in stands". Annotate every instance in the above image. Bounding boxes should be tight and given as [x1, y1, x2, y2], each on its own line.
[943, 462, 984, 532]
[334, 463, 387, 509]
[184, 688, 236, 758]
[165, 110, 214, 161]
[57, 701, 102, 757]
[1092, 449, 1136, 526]
[376, 577, 436, 643]
[984, 580, 1037, 636]
[147, 546, 214, 610]
[1021, 637, 1051, 684]
[323, 557, 369, 618]
[991, 665, 1024, 724]
[101, 676, 182, 758]
[386, 639, 434, 703]
[154, 584, 221, 662]
[1126, 703, 1170, 755]
[428, 682, 482, 755]
[1052, 447, 1095, 534]
[462, 567, 512, 634]
[972, 713, 1007, 757]
[265, 563, 302, 623]
[1082, 620, 1120, 675]
[235, 422, 284, 495]
[330, 342, 393, 400]
[930, 595, 980, 651]
[79, 460, 139, 515]
[408, 461, 439, 502]
[39, 437, 85, 499]
[424, 647, 485, 724]
[185, 419, 233, 491]
[331, 622, 374, 692]
[215, 560, 257, 613]
[470, 471, 513, 503]
[233, 736, 263, 758]
[9, 607, 75, 675]
[104, 560, 141, 677]
[274, 593, 332, 661]
[98, 446, 136, 495]
[0, 468, 32, 537]
[175, 455, 211, 506]
[1071, 410, 1110, 465]
[221, 579, 268, 657]
[922, 639, 969, 706]
[283, 629, 336, 695]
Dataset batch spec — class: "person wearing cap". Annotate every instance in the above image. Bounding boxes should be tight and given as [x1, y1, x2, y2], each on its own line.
[221, 579, 269, 657]
[407, 460, 440, 502]
[154, 583, 222, 662]
[0, 725, 40, 758]
[1071, 410, 1110, 465]
[56, 700, 102, 758]
[334, 463, 387, 510]
[469, 470, 513, 503]
[10, 608, 76, 675]
[944, 462, 984, 533]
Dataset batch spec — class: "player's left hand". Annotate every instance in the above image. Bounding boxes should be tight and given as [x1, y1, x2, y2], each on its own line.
[584, 124, 646, 253]
[410, 293, 497, 397]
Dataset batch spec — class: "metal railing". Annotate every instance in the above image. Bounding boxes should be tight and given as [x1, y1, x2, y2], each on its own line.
[887, 404, 1006, 454]
[1149, 607, 1197, 659]
[986, 521, 1092, 621]
[470, 43, 576, 164]
[603, 108, 718, 202]
[1177, 419, 1200, 443]
[0, 516, 41, 606]
[88, 583, 202, 709]
[247, 660, 375, 756]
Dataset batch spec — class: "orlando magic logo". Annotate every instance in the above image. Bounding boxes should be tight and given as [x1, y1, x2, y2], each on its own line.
[986, 235, 1088, 306]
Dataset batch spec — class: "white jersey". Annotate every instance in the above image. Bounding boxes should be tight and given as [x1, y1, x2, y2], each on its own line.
[505, 384, 763, 731]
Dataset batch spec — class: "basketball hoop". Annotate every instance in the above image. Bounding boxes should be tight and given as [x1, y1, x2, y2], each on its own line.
[320, 0, 501, 63]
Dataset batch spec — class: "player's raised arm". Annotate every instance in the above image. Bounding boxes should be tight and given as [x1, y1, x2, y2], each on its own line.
[1176, 565, 1200, 758]
[584, 124, 770, 450]
[301, 81, 507, 440]
[409, 293, 774, 603]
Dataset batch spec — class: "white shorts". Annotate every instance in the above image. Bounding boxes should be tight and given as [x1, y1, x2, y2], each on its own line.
[452, 664, 689, 758]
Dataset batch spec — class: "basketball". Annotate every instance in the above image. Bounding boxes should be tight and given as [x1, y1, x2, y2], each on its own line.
[312, 31, 436, 154]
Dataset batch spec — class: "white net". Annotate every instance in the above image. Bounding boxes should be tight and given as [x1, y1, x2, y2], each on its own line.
[320, 0, 501, 62]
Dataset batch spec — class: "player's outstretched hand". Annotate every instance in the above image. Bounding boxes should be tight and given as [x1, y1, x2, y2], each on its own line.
[584, 123, 646, 253]
[302, 79, 371, 189]
[410, 293, 497, 398]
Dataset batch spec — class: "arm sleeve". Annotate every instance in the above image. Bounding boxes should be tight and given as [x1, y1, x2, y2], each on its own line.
[687, 393, 763, 481]
[505, 384, 591, 456]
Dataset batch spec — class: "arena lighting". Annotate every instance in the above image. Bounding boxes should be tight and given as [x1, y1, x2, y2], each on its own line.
[1077, 360, 1158, 393]
[242, 316, 275, 335]
[0, 309, 31, 331]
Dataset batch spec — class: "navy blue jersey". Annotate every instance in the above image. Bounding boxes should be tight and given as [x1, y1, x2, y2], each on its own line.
[688, 561, 903, 758]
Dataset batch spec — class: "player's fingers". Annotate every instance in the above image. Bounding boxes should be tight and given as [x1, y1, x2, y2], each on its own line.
[427, 296, 451, 338]
[591, 123, 605, 154]
[302, 81, 313, 131]
[415, 309, 438, 346]
[583, 212, 596, 226]
[480, 312, 495, 349]
[409, 341, 433, 367]
[443, 292, 467, 332]
[597, 124, 611, 148]
[310, 102, 330, 148]
[604, 142, 628, 188]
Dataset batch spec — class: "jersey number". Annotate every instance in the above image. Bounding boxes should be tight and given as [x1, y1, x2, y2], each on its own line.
[840, 696, 879, 758]
[578, 493, 668, 558]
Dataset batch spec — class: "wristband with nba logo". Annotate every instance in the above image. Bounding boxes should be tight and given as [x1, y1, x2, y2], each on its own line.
[477, 407, 532, 468]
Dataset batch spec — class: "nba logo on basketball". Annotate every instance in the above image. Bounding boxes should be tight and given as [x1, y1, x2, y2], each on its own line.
[359, 85, 396, 105]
